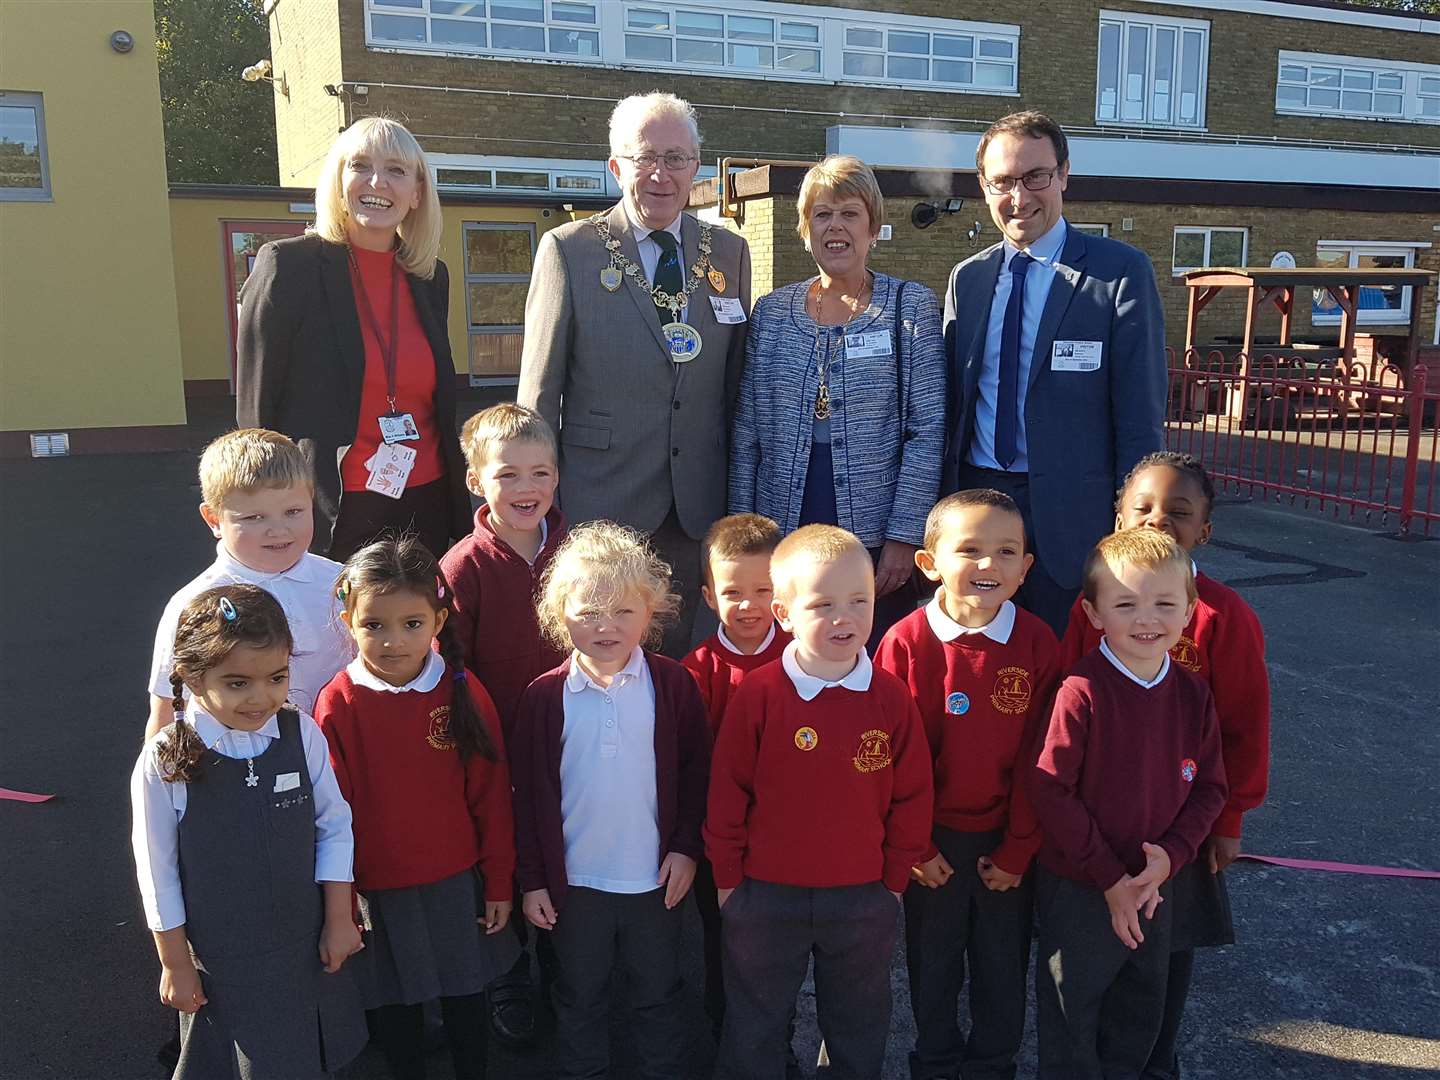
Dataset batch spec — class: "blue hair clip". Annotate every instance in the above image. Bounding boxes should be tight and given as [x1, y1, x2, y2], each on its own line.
[217, 597, 238, 622]
[453, 671, 466, 683]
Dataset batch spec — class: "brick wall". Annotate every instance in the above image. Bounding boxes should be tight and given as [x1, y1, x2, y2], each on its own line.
[269, 0, 347, 186]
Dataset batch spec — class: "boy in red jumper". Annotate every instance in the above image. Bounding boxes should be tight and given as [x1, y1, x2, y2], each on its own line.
[439, 402, 566, 1045]
[1057, 452, 1268, 1080]
[1030, 530, 1227, 1080]
[706, 524, 933, 1080]
[683, 512, 791, 1037]
[874, 489, 1059, 1080]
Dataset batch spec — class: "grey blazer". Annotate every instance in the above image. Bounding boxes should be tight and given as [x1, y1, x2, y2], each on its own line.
[942, 226, 1166, 589]
[518, 203, 752, 539]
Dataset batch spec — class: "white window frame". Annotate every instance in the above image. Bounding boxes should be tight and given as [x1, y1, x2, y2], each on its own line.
[1276, 51, 1440, 125]
[368, 0, 603, 63]
[1311, 241, 1428, 327]
[1172, 226, 1248, 275]
[364, 0, 1019, 94]
[1071, 222, 1110, 238]
[435, 163, 607, 196]
[1095, 10, 1209, 131]
[0, 90, 52, 202]
[463, 221, 537, 386]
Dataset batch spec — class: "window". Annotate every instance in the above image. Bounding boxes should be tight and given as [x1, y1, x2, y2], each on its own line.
[436, 164, 605, 195]
[1097, 11, 1208, 129]
[623, 10, 823, 74]
[1277, 52, 1440, 124]
[840, 23, 1017, 92]
[0, 91, 51, 201]
[369, 0, 600, 59]
[1172, 227, 1247, 274]
[464, 222, 536, 383]
[1311, 243, 1423, 326]
[1072, 223, 1110, 238]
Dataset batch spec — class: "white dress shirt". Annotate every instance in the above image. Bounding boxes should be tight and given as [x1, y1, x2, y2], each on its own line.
[148, 544, 354, 715]
[780, 640, 874, 702]
[925, 594, 1017, 644]
[131, 706, 354, 932]
[559, 647, 661, 893]
[1099, 636, 1172, 689]
[627, 205, 688, 322]
[969, 217, 1069, 473]
[716, 622, 777, 656]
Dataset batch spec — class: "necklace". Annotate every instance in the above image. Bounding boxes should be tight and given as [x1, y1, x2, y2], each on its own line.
[589, 214, 716, 363]
[809, 273, 872, 420]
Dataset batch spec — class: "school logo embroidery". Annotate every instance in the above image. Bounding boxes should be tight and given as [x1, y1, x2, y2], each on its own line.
[794, 726, 819, 752]
[946, 691, 970, 716]
[426, 705, 456, 750]
[990, 667, 1032, 715]
[1181, 758, 1198, 783]
[1170, 636, 1201, 671]
[853, 729, 893, 773]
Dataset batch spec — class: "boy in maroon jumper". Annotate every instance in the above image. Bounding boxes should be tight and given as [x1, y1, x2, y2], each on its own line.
[682, 512, 791, 1038]
[874, 490, 1059, 1080]
[706, 525, 933, 1080]
[1030, 530, 1227, 1080]
[439, 402, 566, 1045]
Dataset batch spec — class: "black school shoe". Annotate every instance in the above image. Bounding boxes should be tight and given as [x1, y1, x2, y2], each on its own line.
[486, 968, 538, 1047]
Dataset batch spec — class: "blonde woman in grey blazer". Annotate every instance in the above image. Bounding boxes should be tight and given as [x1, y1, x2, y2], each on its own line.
[519, 92, 751, 656]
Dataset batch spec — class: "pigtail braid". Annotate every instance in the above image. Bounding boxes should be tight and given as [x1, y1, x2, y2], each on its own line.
[438, 621, 498, 763]
[157, 671, 208, 784]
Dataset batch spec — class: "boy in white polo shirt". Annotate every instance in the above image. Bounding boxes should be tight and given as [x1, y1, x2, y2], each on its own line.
[144, 429, 353, 737]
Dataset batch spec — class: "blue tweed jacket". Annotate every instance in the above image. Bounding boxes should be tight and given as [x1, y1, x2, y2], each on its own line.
[729, 272, 946, 548]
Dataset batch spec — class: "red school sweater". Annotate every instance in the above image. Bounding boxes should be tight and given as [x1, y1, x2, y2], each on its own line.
[315, 663, 515, 899]
[1029, 649, 1227, 892]
[704, 660, 933, 894]
[682, 627, 791, 737]
[1058, 570, 1268, 839]
[440, 505, 567, 743]
[874, 601, 1060, 875]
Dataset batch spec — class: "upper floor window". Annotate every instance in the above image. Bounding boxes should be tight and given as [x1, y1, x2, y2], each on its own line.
[369, 0, 600, 59]
[1277, 52, 1440, 125]
[1096, 11, 1208, 130]
[624, 10, 822, 75]
[0, 91, 51, 201]
[840, 24, 1016, 92]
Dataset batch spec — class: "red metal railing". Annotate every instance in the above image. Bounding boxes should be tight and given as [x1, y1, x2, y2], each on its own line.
[1165, 348, 1439, 536]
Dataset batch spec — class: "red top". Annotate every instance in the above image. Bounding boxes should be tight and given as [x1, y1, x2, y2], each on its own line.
[681, 628, 791, 737]
[1058, 571, 1269, 838]
[1030, 650, 1227, 891]
[704, 661, 933, 893]
[440, 505, 567, 743]
[339, 245, 443, 491]
[315, 664, 515, 899]
[874, 603, 1060, 874]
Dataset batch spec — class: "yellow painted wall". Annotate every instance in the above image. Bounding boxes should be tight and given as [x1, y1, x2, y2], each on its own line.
[0, 1, 185, 432]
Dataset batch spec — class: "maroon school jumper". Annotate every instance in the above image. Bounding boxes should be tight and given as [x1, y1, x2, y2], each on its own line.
[681, 626, 791, 737]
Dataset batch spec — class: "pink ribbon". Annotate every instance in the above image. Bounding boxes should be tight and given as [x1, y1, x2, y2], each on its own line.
[1237, 853, 1440, 879]
[0, 787, 54, 803]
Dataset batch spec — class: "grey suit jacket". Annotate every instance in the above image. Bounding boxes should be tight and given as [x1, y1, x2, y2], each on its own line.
[518, 203, 752, 539]
[942, 225, 1166, 588]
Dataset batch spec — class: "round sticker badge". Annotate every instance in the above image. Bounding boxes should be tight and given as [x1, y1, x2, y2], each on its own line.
[1180, 758, 1198, 783]
[794, 726, 819, 752]
[946, 691, 970, 716]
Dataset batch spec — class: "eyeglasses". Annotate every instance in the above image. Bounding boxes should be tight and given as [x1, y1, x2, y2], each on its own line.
[980, 167, 1061, 196]
[620, 152, 699, 173]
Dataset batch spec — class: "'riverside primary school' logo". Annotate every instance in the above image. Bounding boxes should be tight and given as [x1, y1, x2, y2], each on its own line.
[426, 706, 456, 750]
[990, 667, 1032, 715]
[853, 730, 893, 773]
[1181, 758, 1198, 783]
[1170, 635, 1201, 671]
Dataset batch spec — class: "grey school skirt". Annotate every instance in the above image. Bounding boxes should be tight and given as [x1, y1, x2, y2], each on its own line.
[355, 866, 521, 1008]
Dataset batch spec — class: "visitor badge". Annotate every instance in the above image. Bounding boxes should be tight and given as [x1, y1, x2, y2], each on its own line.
[709, 296, 746, 324]
[844, 330, 892, 360]
[365, 442, 416, 499]
[1051, 340, 1102, 372]
[379, 411, 420, 444]
[273, 772, 301, 793]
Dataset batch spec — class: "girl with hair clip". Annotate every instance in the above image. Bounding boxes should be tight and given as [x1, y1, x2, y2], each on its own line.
[314, 535, 518, 1080]
[130, 583, 367, 1080]
[510, 522, 711, 1080]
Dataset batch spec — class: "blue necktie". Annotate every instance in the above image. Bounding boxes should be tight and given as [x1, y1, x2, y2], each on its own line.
[995, 250, 1034, 470]
[650, 230, 683, 326]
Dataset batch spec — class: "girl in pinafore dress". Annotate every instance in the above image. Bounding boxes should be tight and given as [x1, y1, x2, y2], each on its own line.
[130, 584, 367, 1080]
[315, 536, 519, 1080]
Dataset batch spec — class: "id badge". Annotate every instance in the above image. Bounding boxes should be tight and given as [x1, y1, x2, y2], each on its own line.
[1051, 340, 1103, 372]
[843, 330, 892, 360]
[379, 412, 420, 445]
[365, 442, 416, 499]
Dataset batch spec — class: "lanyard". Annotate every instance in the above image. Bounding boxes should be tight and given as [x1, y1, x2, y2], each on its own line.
[348, 247, 402, 414]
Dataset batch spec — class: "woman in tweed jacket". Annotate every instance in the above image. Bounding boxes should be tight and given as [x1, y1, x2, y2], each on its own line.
[729, 155, 946, 646]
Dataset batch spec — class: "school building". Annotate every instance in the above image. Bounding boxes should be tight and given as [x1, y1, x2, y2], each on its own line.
[1, 0, 1437, 455]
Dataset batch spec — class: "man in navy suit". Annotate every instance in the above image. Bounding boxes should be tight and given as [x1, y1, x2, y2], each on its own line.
[942, 111, 1166, 635]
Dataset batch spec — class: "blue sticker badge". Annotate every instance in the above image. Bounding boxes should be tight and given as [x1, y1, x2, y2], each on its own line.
[946, 691, 970, 715]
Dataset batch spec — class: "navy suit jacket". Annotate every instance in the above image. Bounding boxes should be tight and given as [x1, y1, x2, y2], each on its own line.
[941, 226, 1166, 589]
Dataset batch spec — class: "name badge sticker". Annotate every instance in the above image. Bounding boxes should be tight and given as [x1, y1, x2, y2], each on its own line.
[1051, 340, 1102, 372]
[843, 330, 892, 360]
[708, 296, 747, 324]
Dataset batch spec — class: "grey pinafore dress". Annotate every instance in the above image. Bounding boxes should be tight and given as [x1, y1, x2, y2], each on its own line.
[174, 708, 367, 1079]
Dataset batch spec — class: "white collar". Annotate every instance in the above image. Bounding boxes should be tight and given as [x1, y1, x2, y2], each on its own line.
[627, 203, 684, 248]
[717, 622, 777, 656]
[212, 540, 320, 584]
[347, 649, 445, 693]
[1004, 216, 1067, 268]
[925, 593, 1015, 644]
[190, 705, 280, 747]
[565, 646, 647, 692]
[781, 639, 873, 702]
[1099, 637, 1171, 689]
